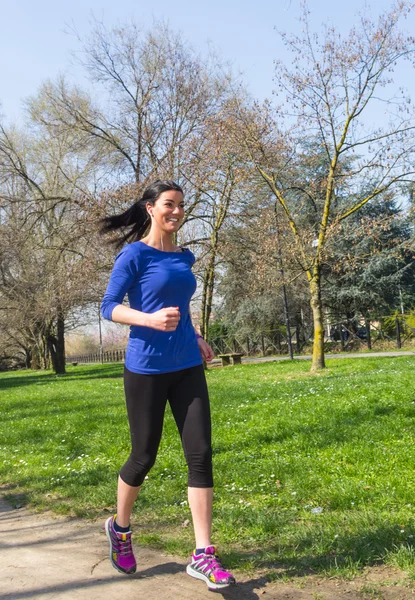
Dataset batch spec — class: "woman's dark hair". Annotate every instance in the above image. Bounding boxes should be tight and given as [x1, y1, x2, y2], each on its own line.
[100, 180, 183, 247]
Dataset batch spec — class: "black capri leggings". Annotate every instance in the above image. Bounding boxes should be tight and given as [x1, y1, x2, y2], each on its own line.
[120, 364, 213, 488]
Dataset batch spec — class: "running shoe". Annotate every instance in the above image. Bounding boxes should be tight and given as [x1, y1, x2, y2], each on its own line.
[186, 545, 236, 590]
[105, 515, 136, 574]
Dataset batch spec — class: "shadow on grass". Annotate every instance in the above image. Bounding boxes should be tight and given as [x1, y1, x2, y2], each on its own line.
[220, 520, 415, 579]
[2, 465, 118, 514]
[213, 400, 406, 456]
[1, 396, 126, 423]
[0, 364, 124, 391]
[0, 484, 30, 513]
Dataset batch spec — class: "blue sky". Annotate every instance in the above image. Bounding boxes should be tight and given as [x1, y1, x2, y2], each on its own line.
[1, 0, 414, 122]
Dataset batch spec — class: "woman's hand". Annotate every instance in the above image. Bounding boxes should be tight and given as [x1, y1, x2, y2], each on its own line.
[147, 307, 180, 331]
[197, 337, 215, 362]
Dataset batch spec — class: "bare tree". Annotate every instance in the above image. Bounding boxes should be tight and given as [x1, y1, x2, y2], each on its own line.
[176, 111, 249, 339]
[23, 20, 241, 346]
[0, 108, 101, 373]
[230, 2, 415, 370]
[29, 20, 232, 185]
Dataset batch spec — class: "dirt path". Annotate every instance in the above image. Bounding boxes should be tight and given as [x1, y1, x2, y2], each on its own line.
[2, 498, 415, 600]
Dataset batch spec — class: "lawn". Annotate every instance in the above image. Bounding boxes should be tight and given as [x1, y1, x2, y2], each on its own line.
[1, 356, 415, 579]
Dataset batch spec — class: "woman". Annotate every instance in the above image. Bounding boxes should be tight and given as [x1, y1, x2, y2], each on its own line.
[100, 180, 235, 591]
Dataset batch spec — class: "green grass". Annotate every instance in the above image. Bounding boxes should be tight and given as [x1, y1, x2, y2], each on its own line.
[1, 356, 415, 578]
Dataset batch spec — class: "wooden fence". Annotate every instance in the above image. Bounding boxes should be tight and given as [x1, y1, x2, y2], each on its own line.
[66, 315, 415, 365]
[68, 349, 126, 364]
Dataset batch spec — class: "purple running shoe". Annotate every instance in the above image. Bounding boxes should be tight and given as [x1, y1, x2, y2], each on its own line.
[105, 515, 136, 575]
[186, 545, 236, 590]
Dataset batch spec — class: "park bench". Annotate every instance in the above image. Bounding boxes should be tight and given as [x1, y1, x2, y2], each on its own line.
[217, 353, 244, 366]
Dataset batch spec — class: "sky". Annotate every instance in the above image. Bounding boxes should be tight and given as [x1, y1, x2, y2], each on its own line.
[1, 0, 415, 123]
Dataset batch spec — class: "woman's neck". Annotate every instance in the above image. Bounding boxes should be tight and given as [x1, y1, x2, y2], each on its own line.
[141, 231, 176, 252]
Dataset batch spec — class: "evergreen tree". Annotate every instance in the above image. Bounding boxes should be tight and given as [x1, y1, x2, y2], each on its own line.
[323, 196, 415, 321]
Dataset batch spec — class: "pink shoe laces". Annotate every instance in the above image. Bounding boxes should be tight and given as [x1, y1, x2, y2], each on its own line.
[193, 546, 232, 580]
[115, 532, 133, 554]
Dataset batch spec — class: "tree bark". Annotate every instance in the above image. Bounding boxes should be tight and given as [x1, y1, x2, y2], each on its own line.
[47, 309, 66, 374]
[30, 345, 42, 370]
[25, 348, 32, 369]
[201, 250, 216, 340]
[309, 270, 325, 371]
[56, 308, 66, 374]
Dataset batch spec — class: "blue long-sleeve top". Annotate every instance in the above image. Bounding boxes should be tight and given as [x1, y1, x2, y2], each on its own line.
[100, 241, 202, 374]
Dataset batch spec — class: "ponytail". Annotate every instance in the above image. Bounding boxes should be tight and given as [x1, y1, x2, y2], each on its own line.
[100, 180, 183, 248]
[100, 201, 150, 248]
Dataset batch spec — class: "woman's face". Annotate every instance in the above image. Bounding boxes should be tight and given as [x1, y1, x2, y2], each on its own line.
[147, 190, 185, 233]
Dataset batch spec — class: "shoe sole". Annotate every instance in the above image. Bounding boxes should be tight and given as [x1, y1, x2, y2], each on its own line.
[186, 564, 235, 591]
[105, 518, 136, 575]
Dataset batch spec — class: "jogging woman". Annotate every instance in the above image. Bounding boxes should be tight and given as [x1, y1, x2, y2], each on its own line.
[100, 180, 235, 591]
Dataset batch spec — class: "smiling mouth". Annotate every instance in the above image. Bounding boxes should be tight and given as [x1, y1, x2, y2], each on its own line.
[167, 218, 179, 222]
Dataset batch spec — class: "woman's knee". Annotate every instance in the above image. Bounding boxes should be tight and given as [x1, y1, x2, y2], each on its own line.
[119, 452, 156, 487]
[186, 445, 213, 487]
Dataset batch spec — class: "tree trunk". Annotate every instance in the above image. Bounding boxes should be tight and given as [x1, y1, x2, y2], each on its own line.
[56, 308, 66, 374]
[47, 309, 66, 374]
[30, 345, 42, 370]
[29, 325, 46, 370]
[42, 339, 50, 369]
[281, 279, 293, 360]
[200, 250, 216, 341]
[309, 271, 325, 371]
[25, 348, 32, 370]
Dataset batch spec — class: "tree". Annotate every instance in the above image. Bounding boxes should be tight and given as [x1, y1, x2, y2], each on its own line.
[178, 111, 248, 340]
[216, 186, 312, 347]
[0, 108, 101, 373]
[323, 195, 415, 321]
[32, 19, 231, 185]
[230, 2, 415, 370]
[32, 20, 240, 342]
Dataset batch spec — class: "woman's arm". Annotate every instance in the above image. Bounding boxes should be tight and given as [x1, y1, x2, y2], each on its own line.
[195, 333, 215, 362]
[112, 304, 180, 332]
[101, 246, 180, 331]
